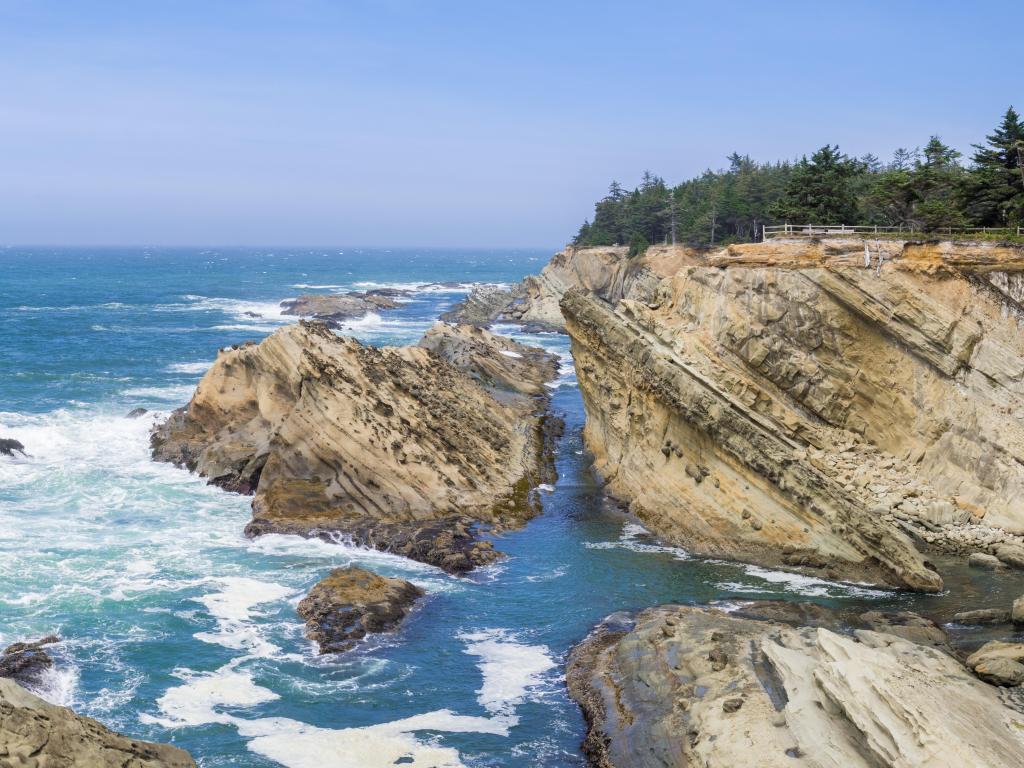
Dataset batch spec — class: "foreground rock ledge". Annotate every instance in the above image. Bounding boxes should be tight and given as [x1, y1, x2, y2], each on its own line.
[152, 321, 560, 573]
[298, 566, 424, 653]
[567, 604, 1024, 768]
[0, 678, 195, 767]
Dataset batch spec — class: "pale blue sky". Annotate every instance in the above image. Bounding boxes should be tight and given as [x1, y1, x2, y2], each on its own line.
[0, 1, 1018, 246]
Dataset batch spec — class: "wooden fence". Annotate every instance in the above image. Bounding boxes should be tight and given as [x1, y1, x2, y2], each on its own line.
[762, 224, 1024, 240]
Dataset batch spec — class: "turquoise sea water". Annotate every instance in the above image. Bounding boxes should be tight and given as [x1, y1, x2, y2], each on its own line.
[2, 247, 1022, 767]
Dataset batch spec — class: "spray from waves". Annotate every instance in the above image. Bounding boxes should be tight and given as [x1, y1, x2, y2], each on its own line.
[165, 362, 211, 374]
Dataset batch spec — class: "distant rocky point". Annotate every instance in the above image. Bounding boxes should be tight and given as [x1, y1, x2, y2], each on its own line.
[280, 288, 409, 325]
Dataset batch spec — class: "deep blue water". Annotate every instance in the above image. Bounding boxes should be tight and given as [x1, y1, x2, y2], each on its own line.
[2, 247, 1021, 767]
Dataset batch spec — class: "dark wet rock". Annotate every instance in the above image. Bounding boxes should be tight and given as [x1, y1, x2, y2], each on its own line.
[0, 678, 195, 767]
[244, 514, 501, 575]
[0, 438, 25, 457]
[954, 608, 1013, 625]
[280, 290, 407, 324]
[297, 566, 424, 654]
[126, 407, 149, 418]
[0, 636, 59, 688]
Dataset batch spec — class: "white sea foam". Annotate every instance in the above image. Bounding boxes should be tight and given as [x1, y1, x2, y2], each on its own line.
[122, 384, 197, 401]
[142, 664, 280, 728]
[499, 350, 523, 359]
[459, 629, 555, 716]
[193, 577, 295, 656]
[584, 522, 690, 560]
[718, 563, 890, 598]
[165, 362, 210, 374]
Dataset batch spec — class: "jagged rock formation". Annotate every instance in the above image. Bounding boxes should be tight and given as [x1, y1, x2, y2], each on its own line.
[152, 321, 559, 573]
[561, 238, 1024, 589]
[567, 604, 1024, 768]
[0, 438, 25, 457]
[443, 245, 701, 331]
[297, 566, 424, 653]
[0, 678, 195, 767]
[0, 635, 60, 690]
[280, 289, 407, 325]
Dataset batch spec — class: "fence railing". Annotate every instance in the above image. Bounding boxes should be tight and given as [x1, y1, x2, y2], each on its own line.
[762, 223, 1024, 240]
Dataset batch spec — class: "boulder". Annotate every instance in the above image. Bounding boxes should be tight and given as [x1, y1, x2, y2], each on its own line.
[967, 641, 1024, 686]
[953, 608, 1012, 625]
[969, 552, 1006, 570]
[126, 407, 148, 418]
[297, 566, 424, 654]
[0, 678, 194, 766]
[0, 438, 25, 457]
[0, 635, 59, 688]
[1013, 595, 1024, 625]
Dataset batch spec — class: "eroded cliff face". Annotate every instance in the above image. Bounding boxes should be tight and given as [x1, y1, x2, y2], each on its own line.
[567, 604, 1024, 768]
[562, 238, 1024, 590]
[152, 321, 559, 573]
[443, 244, 702, 330]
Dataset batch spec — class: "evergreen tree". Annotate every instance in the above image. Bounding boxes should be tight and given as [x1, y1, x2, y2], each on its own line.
[964, 107, 1024, 226]
[769, 145, 864, 223]
[909, 136, 965, 230]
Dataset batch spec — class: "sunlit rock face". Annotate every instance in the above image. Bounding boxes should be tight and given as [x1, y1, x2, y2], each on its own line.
[562, 238, 1024, 591]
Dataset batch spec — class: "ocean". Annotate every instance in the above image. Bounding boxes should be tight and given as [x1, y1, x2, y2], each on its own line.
[1, 246, 1018, 766]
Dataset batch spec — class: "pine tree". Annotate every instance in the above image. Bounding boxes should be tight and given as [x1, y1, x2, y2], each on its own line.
[768, 145, 864, 223]
[964, 107, 1024, 227]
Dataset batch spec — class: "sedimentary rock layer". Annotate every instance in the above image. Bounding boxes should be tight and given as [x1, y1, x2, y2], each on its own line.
[443, 244, 702, 330]
[152, 321, 558, 573]
[561, 238, 1024, 588]
[567, 604, 1024, 768]
[0, 678, 195, 767]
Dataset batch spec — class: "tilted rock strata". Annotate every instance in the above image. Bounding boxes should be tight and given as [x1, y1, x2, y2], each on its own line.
[0, 678, 195, 767]
[562, 239, 1024, 588]
[561, 288, 940, 590]
[443, 244, 703, 330]
[152, 321, 558, 573]
[297, 566, 424, 654]
[567, 604, 1024, 768]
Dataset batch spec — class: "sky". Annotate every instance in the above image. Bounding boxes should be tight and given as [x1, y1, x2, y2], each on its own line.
[0, 0, 1019, 247]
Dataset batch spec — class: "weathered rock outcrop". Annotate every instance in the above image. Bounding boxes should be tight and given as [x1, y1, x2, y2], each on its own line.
[280, 289, 407, 325]
[562, 238, 1024, 589]
[567, 604, 1024, 768]
[443, 245, 703, 330]
[152, 321, 559, 573]
[0, 636, 60, 690]
[0, 678, 195, 767]
[297, 566, 424, 653]
[0, 438, 25, 457]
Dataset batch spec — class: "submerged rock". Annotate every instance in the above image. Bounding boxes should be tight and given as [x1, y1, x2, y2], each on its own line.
[297, 566, 424, 654]
[280, 290, 406, 324]
[0, 438, 25, 457]
[0, 678, 195, 767]
[152, 321, 559, 573]
[126, 407, 149, 418]
[0, 635, 59, 689]
[969, 552, 1006, 570]
[568, 603, 1024, 768]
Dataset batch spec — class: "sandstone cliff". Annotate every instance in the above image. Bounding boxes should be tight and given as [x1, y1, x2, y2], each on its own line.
[562, 238, 1024, 590]
[568, 604, 1024, 768]
[0, 678, 195, 767]
[152, 321, 559, 573]
[443, 244, 701, 330]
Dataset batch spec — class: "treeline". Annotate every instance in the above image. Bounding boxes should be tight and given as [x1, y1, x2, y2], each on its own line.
[574, 107, 1024, 253]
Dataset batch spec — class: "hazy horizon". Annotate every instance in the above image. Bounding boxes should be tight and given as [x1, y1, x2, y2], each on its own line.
[1, 0, 1020, 247]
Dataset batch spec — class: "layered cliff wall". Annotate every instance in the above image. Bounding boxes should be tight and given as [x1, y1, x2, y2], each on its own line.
[561, 238, 1024, 589]
[443, 244, 702, 330]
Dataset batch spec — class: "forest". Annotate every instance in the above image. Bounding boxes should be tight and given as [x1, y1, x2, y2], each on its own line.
[573, 107, 1024, 252]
